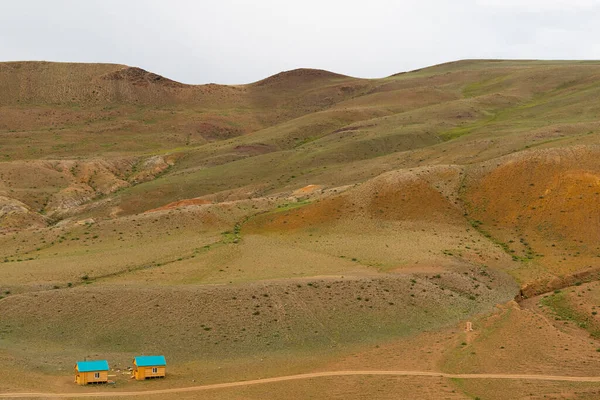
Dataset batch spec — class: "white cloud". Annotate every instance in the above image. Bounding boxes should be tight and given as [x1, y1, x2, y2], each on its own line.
[477, 0, 600, 11]
[0, 0, 599, 84]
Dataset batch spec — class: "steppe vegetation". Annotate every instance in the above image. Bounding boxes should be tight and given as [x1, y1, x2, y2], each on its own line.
[1, 59, 600, 398]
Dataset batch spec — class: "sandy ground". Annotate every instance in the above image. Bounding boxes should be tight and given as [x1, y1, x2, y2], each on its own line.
[3, 370, 600, 398]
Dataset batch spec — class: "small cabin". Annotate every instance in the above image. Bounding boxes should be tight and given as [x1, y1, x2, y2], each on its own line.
[133, 355, 166, 380]
[75, 360, 109, 385]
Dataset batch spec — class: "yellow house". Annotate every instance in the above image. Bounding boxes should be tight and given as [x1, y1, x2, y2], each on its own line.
[75, 360, 109, 385]
[133, 355, 166, 380]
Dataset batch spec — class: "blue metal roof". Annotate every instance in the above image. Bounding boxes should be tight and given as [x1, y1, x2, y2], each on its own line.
[134, 355, 166, 367]
[76, 360, 109, 372]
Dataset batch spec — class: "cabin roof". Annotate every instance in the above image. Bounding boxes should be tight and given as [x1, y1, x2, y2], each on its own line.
[134, 355, 166, 367]
[76, 360, 109, 372]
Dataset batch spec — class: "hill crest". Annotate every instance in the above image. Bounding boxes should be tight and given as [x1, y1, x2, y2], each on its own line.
[101, 66, 185, 88]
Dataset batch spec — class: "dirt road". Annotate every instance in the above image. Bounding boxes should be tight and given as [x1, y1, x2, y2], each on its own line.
[2, 370, 600, 398]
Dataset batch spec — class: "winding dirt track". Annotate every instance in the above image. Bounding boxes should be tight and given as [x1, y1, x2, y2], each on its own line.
[2, 370, 600, 398]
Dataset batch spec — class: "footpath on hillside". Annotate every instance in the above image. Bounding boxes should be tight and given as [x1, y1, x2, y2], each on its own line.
[2, 370, 600, 398]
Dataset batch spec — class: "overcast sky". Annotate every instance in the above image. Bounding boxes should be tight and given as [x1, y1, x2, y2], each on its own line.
[1, 0, 599, 84]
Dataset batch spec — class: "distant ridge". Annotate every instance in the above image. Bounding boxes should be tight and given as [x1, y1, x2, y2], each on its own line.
[3, 59, 600, 88]
[101, 66, 185, 88]
[252, 68, 350, 87]
[0, 62, 353, 89]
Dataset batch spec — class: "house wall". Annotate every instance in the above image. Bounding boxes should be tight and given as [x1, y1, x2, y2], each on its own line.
[76, 370, 108, 385]
[135, 365, 166, 380]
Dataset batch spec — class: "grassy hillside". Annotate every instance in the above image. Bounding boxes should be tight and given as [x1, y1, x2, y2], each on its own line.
[1, 59, 600, 398]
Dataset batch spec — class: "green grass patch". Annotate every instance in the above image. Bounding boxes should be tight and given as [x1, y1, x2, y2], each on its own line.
[273, 200, 312, 213]
[439, 125, 476, 141]
[462, 75, 510, 98]
[541, 291, 600, 338]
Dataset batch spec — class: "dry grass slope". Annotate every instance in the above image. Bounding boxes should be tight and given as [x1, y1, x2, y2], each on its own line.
[1, 59, 600, 398]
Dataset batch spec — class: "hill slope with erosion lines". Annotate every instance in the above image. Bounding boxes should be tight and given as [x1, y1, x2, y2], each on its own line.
[1, 59, 600, 397]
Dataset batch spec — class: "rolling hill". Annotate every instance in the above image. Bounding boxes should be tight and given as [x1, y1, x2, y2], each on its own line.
[1, 59, 600, 399]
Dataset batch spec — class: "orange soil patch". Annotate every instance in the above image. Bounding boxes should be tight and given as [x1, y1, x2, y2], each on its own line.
[362, 173, 463, 224]
[292, 184, 323, 196]
[245, 195, 349, 232]
[145, 198, 212, 213]
[465, 147, 600, 276]
[247, 169, 464, 234]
